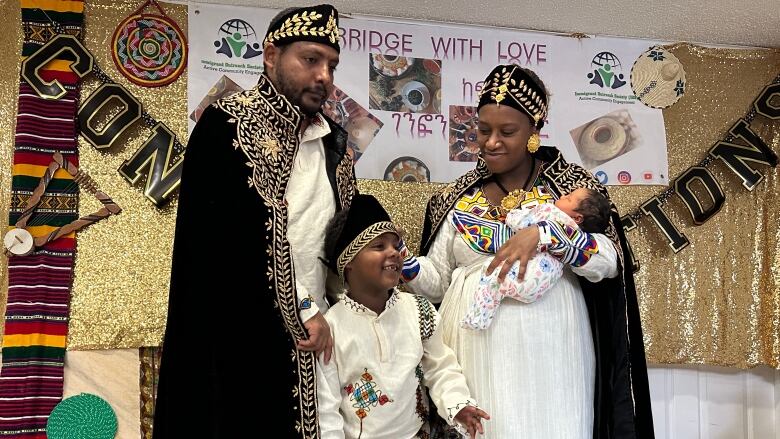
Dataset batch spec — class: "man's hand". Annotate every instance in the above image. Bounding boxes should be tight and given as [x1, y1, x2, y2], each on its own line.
[297, 312, 333, 364]
[485, 226, 540, 282]
[453, 405, 490, 438]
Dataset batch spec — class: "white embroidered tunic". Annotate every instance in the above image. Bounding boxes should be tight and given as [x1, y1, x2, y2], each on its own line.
[317, 290, 476, 439]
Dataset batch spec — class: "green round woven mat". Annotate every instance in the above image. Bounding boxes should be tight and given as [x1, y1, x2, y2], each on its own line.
[47, 393, 117, 439]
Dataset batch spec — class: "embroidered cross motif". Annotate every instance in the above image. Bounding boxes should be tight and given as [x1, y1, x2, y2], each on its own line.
[344, 369, 392, 419]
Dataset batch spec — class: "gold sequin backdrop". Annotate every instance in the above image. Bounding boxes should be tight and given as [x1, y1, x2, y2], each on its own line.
[0, 1, 778, 369]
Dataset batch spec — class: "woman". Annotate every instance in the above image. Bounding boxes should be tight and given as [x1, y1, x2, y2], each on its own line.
[401, 65, 654, 438]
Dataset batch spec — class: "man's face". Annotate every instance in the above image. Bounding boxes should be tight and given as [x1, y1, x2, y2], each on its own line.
[264, 41, 339, 116]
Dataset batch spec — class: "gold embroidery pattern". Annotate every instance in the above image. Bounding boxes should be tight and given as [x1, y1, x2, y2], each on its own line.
[215, 75, 301, 203]
[294, 345, 319, 437]
[337, 221, 396, 277]
[216, 76, 319, 438]
[263, 10, 340, 46]
[269, 201, 320, 438]
[479, 65, 547, 125]
[336, 153, 356, 210]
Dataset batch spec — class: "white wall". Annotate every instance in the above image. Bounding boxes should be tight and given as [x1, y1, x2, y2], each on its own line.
[648, 365, 780, 439]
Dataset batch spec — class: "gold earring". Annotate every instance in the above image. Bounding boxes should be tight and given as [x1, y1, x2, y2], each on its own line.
[527, 133, 540, 153]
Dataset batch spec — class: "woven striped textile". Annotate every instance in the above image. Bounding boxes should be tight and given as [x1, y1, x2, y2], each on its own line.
[0, 1, 84, 438]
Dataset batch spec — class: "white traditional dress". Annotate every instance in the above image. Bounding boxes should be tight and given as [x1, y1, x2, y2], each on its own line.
[405, 183, 619, 439]
[317, 290, 477, 439]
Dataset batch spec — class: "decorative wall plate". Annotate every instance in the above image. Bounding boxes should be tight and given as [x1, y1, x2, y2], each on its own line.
[112, 0, 187, 87]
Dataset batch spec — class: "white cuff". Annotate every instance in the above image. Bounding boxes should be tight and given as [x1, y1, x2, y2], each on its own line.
[537, 223, 552, 251]
[300, 301, 320, 322]
[447, 398, 479, 424]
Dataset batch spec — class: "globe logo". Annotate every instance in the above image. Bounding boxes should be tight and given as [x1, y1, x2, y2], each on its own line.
[587, 51, 626, 89]
[214, 19, 263, 59]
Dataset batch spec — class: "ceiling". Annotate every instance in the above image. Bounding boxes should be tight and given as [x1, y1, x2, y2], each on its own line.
[190, 0, 780, 48]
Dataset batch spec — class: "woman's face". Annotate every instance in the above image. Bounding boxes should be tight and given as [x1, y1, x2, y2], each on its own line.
[477, 104, 536, 175]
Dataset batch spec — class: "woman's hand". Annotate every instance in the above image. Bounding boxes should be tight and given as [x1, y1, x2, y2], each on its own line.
[453, 405, 490, 438]
[486, 226, 540, 282]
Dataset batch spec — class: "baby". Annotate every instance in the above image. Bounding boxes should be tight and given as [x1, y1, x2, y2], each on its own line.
[462, 187, 611, 330]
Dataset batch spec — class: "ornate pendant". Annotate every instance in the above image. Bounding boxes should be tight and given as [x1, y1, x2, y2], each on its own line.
[500, 189, 525, 212]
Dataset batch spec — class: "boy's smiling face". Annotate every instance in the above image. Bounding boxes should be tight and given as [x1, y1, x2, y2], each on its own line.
[345, 232, 402, 292]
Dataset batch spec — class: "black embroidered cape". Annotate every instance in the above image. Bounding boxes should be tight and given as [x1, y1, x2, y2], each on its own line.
[153, 75, 356, 438]
[419, 146, 654, 439]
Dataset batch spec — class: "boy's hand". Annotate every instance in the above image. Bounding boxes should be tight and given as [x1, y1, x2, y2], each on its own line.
[395, 234, 421, 283]
[395, 231, 411, 260]
[453, 405, 490, 438]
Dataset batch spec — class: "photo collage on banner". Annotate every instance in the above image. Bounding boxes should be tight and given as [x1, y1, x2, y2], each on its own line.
[188, 4, 668, 185]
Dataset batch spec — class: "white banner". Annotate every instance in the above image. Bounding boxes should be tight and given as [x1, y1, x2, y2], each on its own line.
[187, 3, 669, 185]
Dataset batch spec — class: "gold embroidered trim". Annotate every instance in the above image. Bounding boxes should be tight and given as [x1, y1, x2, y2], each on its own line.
[337, 221, 396, 278]
[216, 75, 321, 437]
[215, 74, 301, 203]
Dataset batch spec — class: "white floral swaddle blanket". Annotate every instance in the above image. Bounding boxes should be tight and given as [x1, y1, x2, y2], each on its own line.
[461, 203, 577, 330]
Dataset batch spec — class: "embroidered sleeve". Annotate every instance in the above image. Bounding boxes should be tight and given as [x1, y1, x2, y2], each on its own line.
[418, 296, 478, 425]
[296, 281, 320, 322]
[404, 212, 457, 303]
[570, 232, 619, 282]
[397, 238, 421, 283]
[537, 220, 599, 267]
[447, 400, 480, 428]
[401, 256, 421, 283]
[412, 294, 437, 340]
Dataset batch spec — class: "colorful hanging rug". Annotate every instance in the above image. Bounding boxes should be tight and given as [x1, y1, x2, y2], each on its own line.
[0, 1, 84, 438]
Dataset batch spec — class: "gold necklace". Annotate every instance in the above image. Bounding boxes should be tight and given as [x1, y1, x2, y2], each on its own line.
[499, 189, 526, 212]
[494, 157, 537, 213]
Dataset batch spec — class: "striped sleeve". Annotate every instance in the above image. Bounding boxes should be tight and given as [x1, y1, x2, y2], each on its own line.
[537, 220, 599, 267]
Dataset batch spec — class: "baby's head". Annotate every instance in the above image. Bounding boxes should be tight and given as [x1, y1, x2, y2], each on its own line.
[554, 187, 611, 233]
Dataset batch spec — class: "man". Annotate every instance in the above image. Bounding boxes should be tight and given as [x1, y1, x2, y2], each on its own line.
[153, 5, 355, 438]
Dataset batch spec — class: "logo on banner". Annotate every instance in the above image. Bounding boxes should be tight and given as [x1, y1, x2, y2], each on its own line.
[617, 170, 632, 184]
[642, 170, 654, 181]
[595, 170, 608, 184]
[587, 52, 626, 90]
[214, 19, 263, 59]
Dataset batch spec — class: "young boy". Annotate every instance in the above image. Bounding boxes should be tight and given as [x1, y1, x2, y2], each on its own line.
[462, 187, 611, 330]
[317, 194, 489, 439]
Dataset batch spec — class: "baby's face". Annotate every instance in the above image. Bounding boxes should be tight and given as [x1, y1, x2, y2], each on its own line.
[554, 188, 589, 218]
